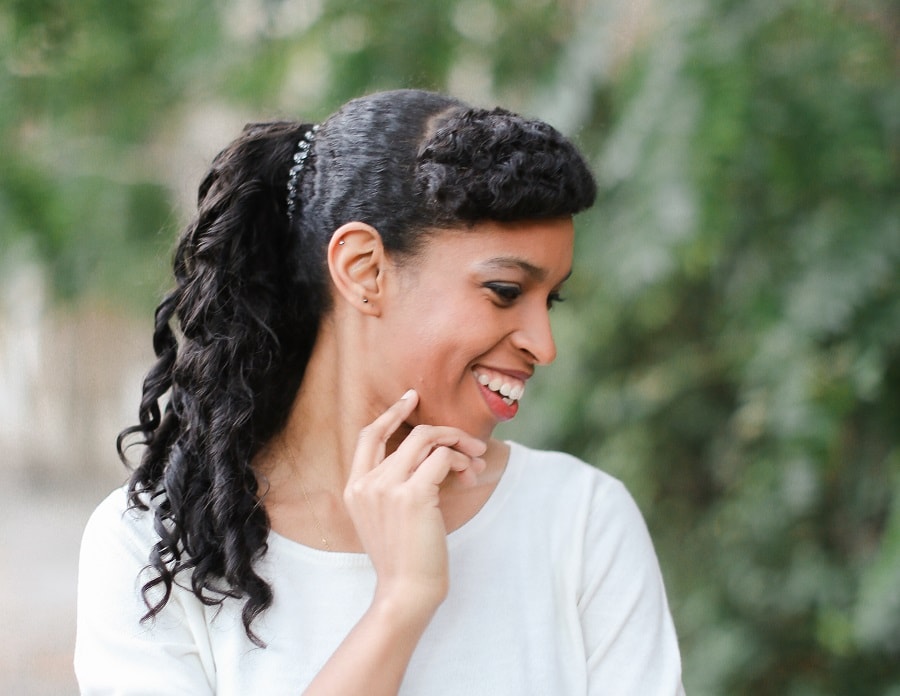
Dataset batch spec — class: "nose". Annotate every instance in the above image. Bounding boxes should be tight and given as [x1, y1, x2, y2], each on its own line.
[512, 304, 557, 365]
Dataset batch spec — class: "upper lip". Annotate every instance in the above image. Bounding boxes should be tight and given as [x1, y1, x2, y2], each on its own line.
[473, 365, 533, 382]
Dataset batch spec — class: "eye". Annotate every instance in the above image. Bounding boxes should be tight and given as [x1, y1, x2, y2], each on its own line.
[485, 282, 522, 305]
[547, 291, 566, 309]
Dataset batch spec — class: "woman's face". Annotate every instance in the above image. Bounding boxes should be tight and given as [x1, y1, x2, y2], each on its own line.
[377, 218, 575, 441]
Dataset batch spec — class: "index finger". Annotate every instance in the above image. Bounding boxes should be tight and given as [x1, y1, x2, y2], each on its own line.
[349, 388, 419, 481]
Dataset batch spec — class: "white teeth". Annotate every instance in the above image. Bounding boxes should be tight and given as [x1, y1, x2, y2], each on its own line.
[474, 369, 526, 403]
[502, 397, 514, 406]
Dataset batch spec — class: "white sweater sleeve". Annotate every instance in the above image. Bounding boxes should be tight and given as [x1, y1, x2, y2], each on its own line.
[74, 489, 216, 695]
[579, 479, 685, 696]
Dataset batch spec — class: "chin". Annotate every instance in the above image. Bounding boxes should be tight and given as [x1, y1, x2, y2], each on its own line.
[412, 404, 494, 442]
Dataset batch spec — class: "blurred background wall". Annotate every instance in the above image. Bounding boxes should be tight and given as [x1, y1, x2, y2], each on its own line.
[1, 0, 897, 693]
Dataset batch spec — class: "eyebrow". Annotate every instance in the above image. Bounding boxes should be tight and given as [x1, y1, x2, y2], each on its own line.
[476, 257, 572, 284]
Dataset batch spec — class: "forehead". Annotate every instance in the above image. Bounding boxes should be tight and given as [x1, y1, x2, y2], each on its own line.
[418, 218, 575, 271]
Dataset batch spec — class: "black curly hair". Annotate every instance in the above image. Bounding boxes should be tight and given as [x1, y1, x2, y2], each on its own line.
[119, 89, 596, 645]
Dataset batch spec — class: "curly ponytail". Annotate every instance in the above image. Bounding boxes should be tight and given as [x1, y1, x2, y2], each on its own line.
[118, 90, 596, 645]
[119, 121, 320, 645]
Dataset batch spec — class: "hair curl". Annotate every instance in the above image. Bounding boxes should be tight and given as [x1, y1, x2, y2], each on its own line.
[119, 89, 596, 645]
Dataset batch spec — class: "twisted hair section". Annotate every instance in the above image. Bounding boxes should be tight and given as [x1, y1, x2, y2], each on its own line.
[117, 90, 596, 645]
[417, 106, 596, 223]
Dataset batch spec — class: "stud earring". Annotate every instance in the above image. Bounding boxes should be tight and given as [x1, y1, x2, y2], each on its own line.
[362, 297, 369, 303]
[338, 240, 345, 245]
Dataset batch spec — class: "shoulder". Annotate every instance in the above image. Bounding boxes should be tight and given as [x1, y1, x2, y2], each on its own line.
[76, 487, 221, 693]
[505, 440, 637, 519]
[514, 443, 686, 691]
[80, 486, 158, 570]
[84, 485, 150, 534]
[504, 441, 657, 568]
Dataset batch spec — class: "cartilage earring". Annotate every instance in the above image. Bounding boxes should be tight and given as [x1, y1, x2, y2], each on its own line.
[339, 240, 345, 245]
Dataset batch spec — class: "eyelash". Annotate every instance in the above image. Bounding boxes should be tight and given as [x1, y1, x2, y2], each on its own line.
[485, 283, 566, 309]
[547, 292, 566, 309]
[485, 283, 522, 303]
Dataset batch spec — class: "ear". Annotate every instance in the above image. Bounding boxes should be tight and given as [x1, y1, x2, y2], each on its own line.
[327, 222, 386, 315]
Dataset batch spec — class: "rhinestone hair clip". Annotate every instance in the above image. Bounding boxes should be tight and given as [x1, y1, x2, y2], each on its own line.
[286, 124, 320, 222]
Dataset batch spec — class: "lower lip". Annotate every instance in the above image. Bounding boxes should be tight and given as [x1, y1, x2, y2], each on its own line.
[478, 382, 519, 421]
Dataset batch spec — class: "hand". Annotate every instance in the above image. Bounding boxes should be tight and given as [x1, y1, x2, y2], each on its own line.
[344, 389, 487, 610]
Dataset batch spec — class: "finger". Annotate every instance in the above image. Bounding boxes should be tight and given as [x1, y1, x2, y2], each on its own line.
[409, 446, 484, 490]
[438, 457, 487, 487]
[349, 389, 419, 481]
[381, 425, 487, 480]
[398, 425, 487, 460]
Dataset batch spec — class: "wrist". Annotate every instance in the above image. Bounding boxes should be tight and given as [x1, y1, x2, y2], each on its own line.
[372, 579, 446, 630]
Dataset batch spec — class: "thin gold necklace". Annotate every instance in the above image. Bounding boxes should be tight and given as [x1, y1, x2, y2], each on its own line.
[280, 438, 331, 551]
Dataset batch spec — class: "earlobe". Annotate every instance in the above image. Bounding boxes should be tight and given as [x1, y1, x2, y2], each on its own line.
[327, 222, 385, 314]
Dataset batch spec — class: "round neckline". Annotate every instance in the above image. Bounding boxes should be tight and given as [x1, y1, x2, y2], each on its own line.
[267, 441, 525, 566]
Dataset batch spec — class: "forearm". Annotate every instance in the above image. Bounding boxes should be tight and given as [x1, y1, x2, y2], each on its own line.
[302, 587, 439, 696]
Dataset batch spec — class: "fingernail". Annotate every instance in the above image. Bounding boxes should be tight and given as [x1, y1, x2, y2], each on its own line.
[401, 389, 416, 400]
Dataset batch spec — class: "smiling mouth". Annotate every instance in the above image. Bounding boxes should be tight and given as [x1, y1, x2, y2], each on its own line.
[472, 367, 526, 406]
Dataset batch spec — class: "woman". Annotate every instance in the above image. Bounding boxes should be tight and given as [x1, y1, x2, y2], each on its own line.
[75, 89, 684, 694]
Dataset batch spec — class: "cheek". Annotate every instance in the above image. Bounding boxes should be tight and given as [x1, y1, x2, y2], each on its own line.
[382, 283, 495, 385]
[394, 291, 476, 351]
[392, 320, 477, 392]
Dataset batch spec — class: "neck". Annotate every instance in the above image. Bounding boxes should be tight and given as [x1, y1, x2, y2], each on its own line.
[260, 314, 408, 493]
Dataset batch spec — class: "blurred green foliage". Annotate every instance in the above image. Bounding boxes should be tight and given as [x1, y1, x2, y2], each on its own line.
[512, 2, 900, 694]
[2, 0, 897, 692]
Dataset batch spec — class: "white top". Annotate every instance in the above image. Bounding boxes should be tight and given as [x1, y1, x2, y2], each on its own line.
[75, 442, 684, 695]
